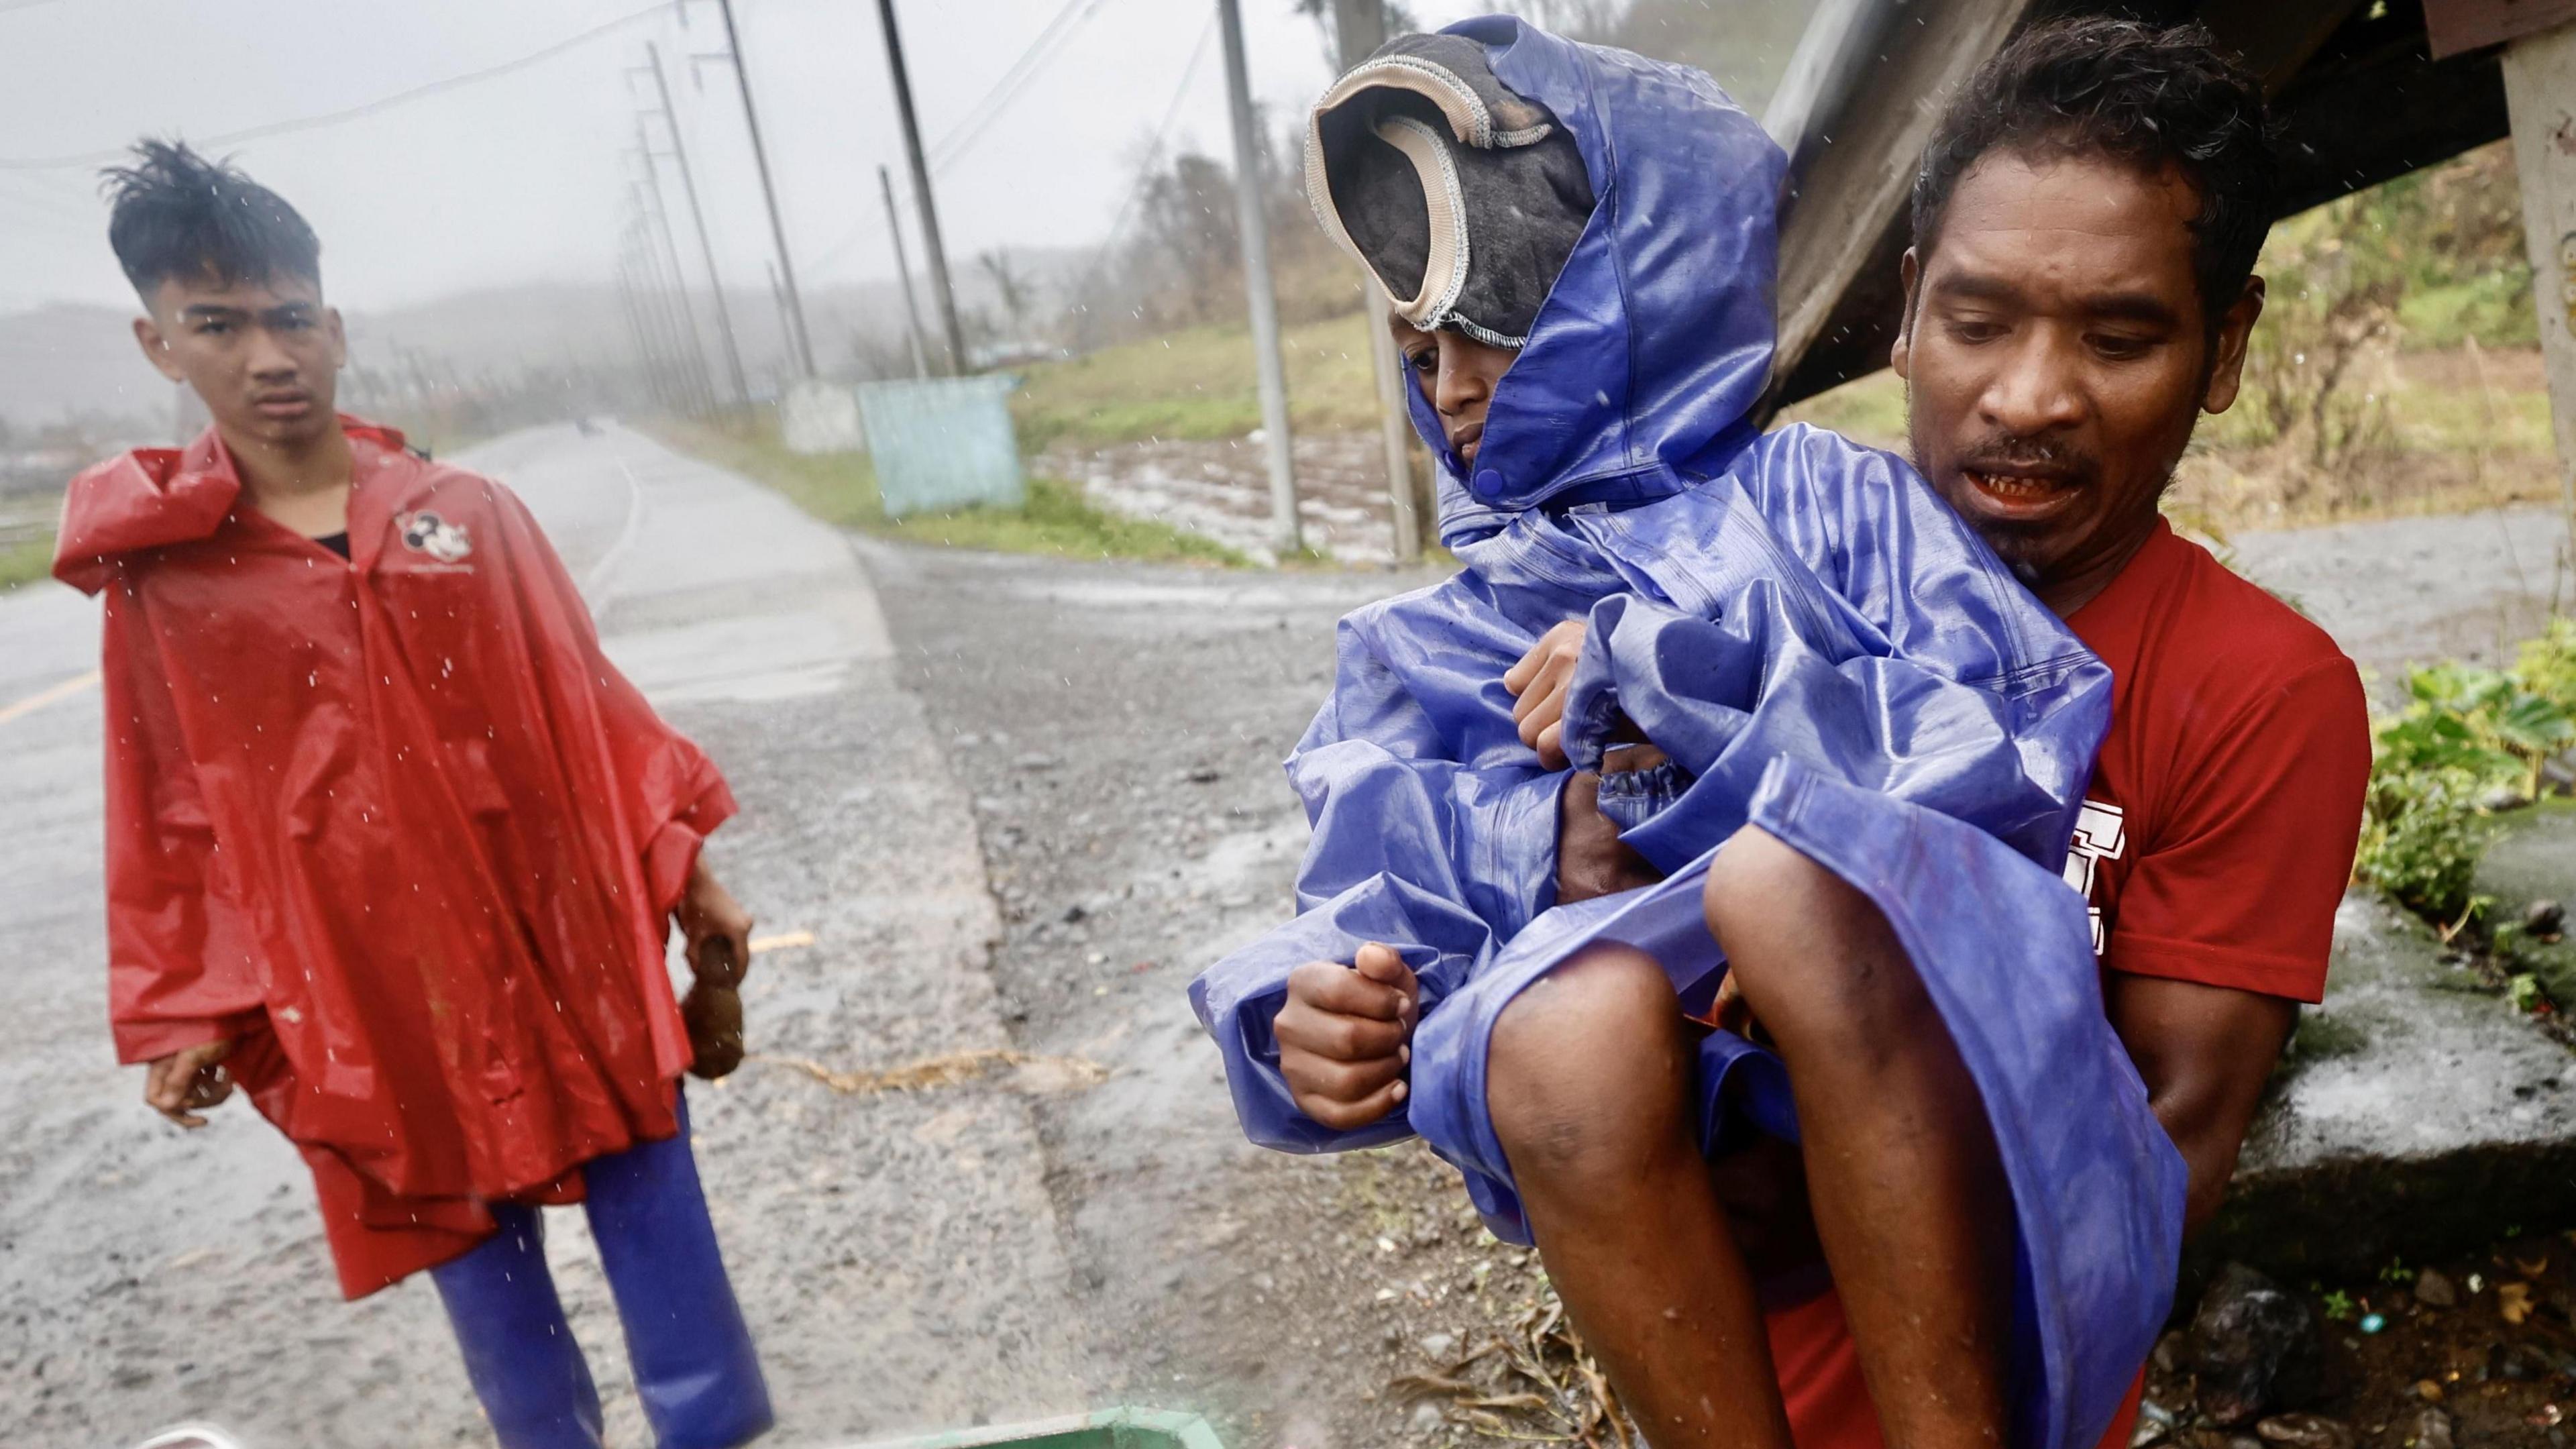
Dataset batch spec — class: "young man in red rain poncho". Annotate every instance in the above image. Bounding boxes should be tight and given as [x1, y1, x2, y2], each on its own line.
[56, 141, 773, 1449]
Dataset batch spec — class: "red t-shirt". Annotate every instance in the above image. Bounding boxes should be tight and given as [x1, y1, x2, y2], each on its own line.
[1764, 519, 2370, 1449]
[2061, 518, 2371, 1002]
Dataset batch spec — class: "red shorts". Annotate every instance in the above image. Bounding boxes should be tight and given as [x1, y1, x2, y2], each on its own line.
[1767, 1285, 2144, 1448]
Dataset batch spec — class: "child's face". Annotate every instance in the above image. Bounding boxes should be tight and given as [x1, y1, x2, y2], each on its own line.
[1390, 314, 1517, 471]
[132, 268, 345, 452]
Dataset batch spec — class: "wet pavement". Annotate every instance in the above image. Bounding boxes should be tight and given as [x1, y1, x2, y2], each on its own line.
[2229, 503, 2575, 698]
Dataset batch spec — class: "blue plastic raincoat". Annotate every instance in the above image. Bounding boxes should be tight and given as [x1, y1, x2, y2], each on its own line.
[1189, 17, 2185, 1449]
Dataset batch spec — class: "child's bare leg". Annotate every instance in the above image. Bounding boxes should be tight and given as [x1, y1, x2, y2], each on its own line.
[1487, 944, 1797, 1448]
[1707, 827, 2014, 1449]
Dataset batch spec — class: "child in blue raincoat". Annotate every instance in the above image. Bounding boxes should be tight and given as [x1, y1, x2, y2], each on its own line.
[1192, 18, 2184, 1449]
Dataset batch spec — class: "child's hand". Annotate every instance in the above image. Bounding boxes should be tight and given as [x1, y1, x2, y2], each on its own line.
[1276, 943, 1419, 1130]
[1505, 620, 1589, 769]
[677, 856, 753, 988]
[144, 1038, 234, 1128]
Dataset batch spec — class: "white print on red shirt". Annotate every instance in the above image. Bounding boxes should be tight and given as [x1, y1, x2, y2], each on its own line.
[2062, 799, 2127, 955]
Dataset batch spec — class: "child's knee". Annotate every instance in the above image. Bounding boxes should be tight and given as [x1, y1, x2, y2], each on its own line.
[1488, 945, 1691, 1189]
[1705, 828, 1917, 1054]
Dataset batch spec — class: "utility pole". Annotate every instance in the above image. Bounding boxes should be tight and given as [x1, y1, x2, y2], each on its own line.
[632, 131, 718, 415]
[621, 227, 685, 413]
[617, 249, 678, 413]
[1218, 0, 1301, 556]
[763, 261, 801, 381]
[631, 184, 716, 416]
[871, 0, 969, 374]
[878, 163, 932, 380]
[712, 0, 817, 376]
[1330, 0, 1422, 559]
[647, 42, 751, 409]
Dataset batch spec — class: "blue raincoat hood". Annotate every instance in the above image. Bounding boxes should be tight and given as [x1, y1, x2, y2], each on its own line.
[1413, 16, 1783, 543]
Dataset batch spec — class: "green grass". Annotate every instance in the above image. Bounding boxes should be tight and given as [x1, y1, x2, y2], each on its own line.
[1013, 311, 1386, 450]
[1778, 370, 1909, 451]
[0, 531, 53, 592]
[654, 418, 1247, 567]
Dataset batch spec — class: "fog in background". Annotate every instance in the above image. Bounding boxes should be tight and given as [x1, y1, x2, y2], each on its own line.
[0, 0, 1818, 439]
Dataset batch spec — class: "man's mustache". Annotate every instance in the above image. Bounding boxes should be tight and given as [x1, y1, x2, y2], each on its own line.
[1955, 436, 2101, 488]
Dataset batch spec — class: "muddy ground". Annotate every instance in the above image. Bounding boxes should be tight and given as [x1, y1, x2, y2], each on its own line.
[1041, 433, 1410, 566]
[2145, 1232, 2576, 1449]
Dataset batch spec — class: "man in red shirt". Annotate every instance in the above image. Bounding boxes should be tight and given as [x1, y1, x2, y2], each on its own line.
[1275, 19, 2369, 1448]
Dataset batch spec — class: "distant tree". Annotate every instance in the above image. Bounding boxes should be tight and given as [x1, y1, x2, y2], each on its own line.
[979, 249, 1035, 341]
[1293, 0, 1424, 64]
[1134, 150, 1245, 327]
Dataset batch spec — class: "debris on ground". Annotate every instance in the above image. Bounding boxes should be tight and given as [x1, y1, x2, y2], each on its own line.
[2149, 1231, 2576, 1449]
[751, 1049, 1110, 1096]
[2190, 1263, 2325, 1426]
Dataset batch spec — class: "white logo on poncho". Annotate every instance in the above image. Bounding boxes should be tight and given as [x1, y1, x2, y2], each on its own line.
[398, 511, 473, 564]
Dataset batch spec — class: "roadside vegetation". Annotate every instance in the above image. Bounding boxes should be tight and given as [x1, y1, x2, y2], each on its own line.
[1012, 311, 1388, 452]
[652, 416, 1246, 568]
[0, 529, 52, 592]
[2357, 622, 2576, 1033]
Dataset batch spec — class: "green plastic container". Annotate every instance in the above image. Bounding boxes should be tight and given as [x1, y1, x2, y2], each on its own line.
[847, 1407, 1225, 1449]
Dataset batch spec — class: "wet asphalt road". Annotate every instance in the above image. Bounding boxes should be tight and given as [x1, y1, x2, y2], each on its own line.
[1, 419, 2561, 1449]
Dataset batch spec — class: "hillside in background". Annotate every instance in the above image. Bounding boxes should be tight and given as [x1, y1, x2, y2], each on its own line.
[0, 241, 1095, 441]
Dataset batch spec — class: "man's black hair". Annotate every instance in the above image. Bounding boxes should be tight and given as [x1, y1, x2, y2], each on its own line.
[1911, 17, 2275, 338]
[101, 139, 321, 297]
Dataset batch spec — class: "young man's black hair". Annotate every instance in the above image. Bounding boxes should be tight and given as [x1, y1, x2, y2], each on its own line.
[1911, 17, 2274, 340]
[102, 139, 321, 297]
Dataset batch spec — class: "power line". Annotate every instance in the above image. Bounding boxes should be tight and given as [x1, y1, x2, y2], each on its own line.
[0, 2, 669, 170]
[804, 7, 1208, 290]
[926, 0, 1113, 176]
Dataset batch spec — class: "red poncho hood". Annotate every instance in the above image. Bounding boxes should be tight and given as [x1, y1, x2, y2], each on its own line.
[53, 416, 405, 594]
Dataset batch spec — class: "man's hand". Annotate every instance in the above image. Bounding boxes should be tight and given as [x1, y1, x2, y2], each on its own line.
[1505, 620, 1589, 769]
[144, 1038, 235, 1128]
[1277, 943, 1419, 1130]
[1558, 769, 1666, 905]
[676, 855, 754, 988]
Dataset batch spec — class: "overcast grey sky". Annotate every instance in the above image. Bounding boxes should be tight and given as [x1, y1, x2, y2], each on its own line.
[0, 0, 1524, 317]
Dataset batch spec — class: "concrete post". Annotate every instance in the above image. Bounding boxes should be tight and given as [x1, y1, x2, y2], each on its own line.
[2503, 23, 2576, 570]
[1218, 0, 1304, 557]
[1331, 0, 1424, 561]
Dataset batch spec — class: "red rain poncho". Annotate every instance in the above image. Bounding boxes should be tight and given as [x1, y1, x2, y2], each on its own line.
[56, 419, 735, 1296]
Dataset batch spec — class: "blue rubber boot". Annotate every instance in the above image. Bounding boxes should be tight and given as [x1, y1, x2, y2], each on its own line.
[584, 1092, 774, 1449]
[431, 1204, 606, 1449]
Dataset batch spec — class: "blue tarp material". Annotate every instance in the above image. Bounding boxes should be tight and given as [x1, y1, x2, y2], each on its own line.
[1187, 17, 2186, 1449]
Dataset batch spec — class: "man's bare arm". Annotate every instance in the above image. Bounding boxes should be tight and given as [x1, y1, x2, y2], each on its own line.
[2104, 973, 2299, 1233]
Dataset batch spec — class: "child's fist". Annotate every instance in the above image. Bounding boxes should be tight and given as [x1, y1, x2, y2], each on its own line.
[1275, 943, 1419, 1130]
